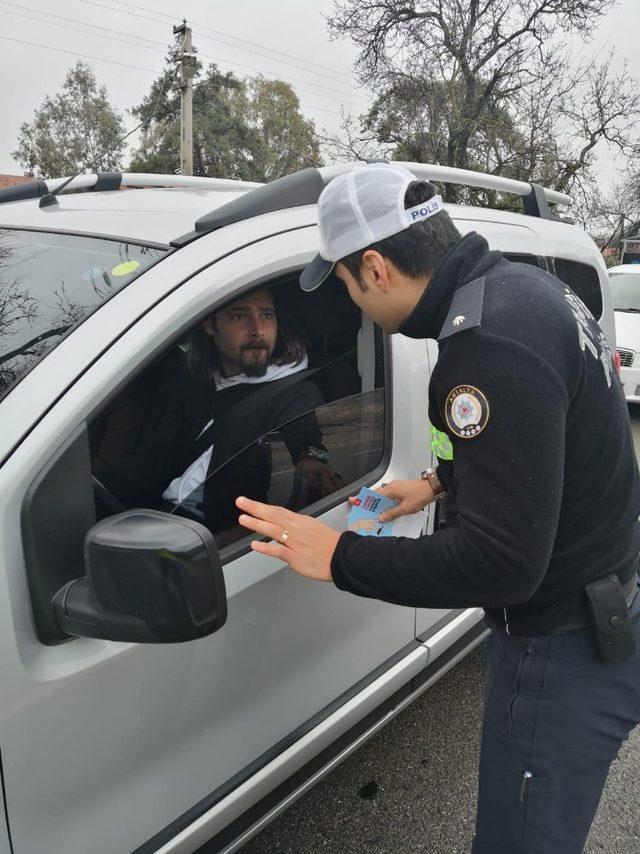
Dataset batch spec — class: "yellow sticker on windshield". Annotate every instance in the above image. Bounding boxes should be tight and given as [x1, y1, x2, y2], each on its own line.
[111, 259, 141, 277]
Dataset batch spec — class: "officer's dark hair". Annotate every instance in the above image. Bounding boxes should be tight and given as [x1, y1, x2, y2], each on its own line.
[185, 287, 307, 388]
[338, 181, 461, 291]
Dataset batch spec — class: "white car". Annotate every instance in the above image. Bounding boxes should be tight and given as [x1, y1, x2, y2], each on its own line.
[609, 263, 640, 402]
[0, 165, 616, 854]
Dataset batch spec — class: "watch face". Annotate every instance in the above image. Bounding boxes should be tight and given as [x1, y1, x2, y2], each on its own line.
[305, 447, 329, 462]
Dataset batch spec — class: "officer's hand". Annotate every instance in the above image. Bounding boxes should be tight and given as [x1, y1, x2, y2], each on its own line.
[348, 478, 434, 522]
[236, 496, 339, 581]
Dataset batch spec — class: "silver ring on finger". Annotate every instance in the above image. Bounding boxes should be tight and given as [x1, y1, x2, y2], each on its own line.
[279, 529, 290, 544]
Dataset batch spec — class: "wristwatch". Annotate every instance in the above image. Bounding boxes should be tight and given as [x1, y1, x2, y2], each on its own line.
[299, 446, 330, 464]
[420, 467, 447, 501]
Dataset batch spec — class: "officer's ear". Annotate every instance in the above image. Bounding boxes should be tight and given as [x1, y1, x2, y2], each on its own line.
[360, 250, 393, 293]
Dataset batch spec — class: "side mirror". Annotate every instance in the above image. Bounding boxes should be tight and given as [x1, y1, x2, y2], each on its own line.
[52, 509, 227, 643]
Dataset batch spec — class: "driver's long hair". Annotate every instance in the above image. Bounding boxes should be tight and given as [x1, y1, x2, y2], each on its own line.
[185, 289, 307, 389]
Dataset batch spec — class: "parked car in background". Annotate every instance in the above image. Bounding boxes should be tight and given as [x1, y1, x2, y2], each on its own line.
[609, 264, 640, 403]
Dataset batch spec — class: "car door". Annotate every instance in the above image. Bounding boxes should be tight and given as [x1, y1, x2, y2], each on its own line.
[0, 226, 418, 854]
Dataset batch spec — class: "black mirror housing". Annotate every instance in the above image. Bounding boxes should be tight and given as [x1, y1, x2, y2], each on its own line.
[53, 510, 227, 643]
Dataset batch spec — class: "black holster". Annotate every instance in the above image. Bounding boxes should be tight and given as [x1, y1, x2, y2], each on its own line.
[585, 574, 638, 664]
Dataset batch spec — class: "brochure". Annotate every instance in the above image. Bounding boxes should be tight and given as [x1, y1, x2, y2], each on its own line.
[347, 486, 426, 539]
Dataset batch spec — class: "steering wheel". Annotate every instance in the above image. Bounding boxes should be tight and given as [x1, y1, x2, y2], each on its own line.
[92, 475, 126, 518]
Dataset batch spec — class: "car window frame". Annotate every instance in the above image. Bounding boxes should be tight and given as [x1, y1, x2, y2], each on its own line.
[70, 242, 393, 566]
[502, 252, 548, 269]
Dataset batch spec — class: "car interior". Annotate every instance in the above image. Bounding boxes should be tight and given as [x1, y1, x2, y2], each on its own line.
[88, 272, 386, 548]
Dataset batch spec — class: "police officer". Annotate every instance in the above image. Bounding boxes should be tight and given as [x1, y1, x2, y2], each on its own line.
[235, 163, 640, 853]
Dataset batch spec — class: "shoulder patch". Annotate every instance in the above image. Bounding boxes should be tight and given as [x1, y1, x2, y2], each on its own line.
[445, 385, 490, 439]
[438, 277, 485, 341]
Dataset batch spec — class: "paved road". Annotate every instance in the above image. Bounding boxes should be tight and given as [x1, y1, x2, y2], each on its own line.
[241, 405, 640, 854]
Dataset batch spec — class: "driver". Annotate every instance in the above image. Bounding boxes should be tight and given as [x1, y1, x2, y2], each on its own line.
[163, 287, 343, 540]
[96, 287, 342, 542]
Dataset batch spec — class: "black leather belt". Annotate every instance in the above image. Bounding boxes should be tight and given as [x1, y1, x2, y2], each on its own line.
[486, 573, 639, 637]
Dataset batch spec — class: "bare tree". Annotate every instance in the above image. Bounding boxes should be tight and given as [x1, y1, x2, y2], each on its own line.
[328, 0, 639, 205]
[577, 170, 640, 260]
[0, 276, 40, 393]
[319, 107, 392, 163]
[552, 56, 640, 193]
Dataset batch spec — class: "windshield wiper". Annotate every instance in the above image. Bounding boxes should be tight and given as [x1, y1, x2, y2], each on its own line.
[617, 308, 640, 313]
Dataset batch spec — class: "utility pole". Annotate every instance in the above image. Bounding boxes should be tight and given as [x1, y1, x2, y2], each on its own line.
[173, 20, 197, 176]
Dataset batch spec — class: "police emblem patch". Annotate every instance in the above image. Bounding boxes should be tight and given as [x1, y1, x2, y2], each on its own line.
[445, 385, 489, 439]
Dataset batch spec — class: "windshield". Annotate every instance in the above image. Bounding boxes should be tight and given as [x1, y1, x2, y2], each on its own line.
[610, 271, 640, 312]
[0, 229, 166, 398]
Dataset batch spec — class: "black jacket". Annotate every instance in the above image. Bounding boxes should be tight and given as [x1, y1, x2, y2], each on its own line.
[198, 374, 325, 531]
[99, 359, 324, 531]
[331, 233, 640, 614]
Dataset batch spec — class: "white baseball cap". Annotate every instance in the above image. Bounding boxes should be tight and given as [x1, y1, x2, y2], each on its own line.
[299, 163, 443, 292]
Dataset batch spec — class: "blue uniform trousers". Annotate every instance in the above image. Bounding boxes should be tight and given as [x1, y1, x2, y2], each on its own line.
[472, 595, 640, 853]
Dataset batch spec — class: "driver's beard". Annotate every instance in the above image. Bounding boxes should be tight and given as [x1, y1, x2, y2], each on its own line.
[237, 347, 270, 378]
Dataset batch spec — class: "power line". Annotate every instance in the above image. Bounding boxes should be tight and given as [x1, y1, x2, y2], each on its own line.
[0, 33, 158, 73]
[78, 0, 366, 100]
[0, 32, 350, 120]
[4, 1, 370, 108]
[198, 47, 368, 105]
[80, 0, 363, 90]
[106, 0, 357, 84]
[0, 5, 165, 55]
[0, 0, 170, 50]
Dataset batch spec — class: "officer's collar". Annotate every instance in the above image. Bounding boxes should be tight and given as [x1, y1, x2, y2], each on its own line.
[398, 232, 501, 340]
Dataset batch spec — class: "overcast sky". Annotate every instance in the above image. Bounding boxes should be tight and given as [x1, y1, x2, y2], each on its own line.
[0, 0, 638, 186]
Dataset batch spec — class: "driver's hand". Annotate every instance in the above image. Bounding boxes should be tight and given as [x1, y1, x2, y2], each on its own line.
[348, 478, 434, 522]
[294, 458, 344, 499]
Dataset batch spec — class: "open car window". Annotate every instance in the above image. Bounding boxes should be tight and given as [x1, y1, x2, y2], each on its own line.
[88, 273, 386, 541]
[171, 387, 385, 550]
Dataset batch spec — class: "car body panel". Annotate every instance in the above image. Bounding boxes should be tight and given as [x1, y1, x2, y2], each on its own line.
[618, 364, 640, 403]
[0, 227, 421, 854]
[0, 187, 251, 245]
[614, 312, 640, 402]
[609, 266, 640, 402]
[155, 608, 486, 854]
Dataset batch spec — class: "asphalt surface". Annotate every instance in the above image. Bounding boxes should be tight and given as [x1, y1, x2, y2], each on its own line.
[240, 405, 640, 854]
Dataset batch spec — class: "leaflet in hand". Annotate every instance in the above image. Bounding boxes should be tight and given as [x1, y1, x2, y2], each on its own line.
[347, 486, 427, 540]
[348, 487, 399, 537]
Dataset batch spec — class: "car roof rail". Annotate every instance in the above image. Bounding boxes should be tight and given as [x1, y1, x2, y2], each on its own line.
[0, 172, 263, 206]
[171, 161, 572, 247]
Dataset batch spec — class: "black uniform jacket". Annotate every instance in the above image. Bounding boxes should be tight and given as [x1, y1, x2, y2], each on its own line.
[99, 358, 324, 532]
[331, 233, 640, 615]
